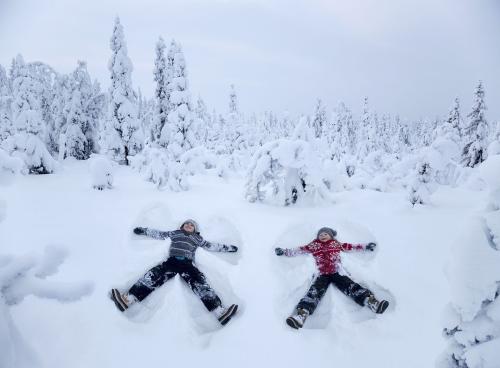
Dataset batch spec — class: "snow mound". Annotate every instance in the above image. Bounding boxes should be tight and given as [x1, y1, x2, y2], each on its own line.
[445, 217, 500, 321]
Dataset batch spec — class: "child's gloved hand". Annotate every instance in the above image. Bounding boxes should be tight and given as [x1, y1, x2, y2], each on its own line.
[227, 245, 238, 252]
[133, 227, 146, 235]
[366, 242, 377, 251]
[275, 247, 285, 256]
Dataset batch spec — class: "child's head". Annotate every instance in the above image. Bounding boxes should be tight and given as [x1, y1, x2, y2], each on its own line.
[317, 227, 337, 242]
[181, 219, 199, 234]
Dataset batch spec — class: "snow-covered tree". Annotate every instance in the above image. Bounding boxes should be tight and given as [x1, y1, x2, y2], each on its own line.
[408, 153, 434, 206]
[105, 17, 143, 165]
[60, 90, 87, 160]
[152, 37, 169, 144]
[462, 82, 489, 168]
[445, 98, 463, 144]
[245, 139, 331, 206]
[165, 42, 196, 159]
[222, 84, 246, 153]
[194, 96, 210, 145]
[47, 74, 71, 154]
[311, 99, 327, 139]
[229, 84, 238, 115]
[357, 97, 375, 160]
[8, 55, 56, 174]
[0, 64, 13, 143]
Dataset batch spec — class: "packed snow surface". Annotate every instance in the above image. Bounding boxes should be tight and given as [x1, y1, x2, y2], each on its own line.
[0, 161, 493, 367]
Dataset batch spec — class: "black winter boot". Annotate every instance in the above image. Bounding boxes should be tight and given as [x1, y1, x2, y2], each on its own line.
[365, 294, 389, 314]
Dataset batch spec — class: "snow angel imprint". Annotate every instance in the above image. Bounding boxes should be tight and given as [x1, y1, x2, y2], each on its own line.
[110, 219, 239, 326]
[275, 227, 389, 329]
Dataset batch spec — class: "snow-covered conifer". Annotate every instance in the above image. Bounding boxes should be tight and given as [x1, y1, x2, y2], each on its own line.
[462, 81, 489, 168]
[311, 99, 327, 139]
[357, 97, 375, 159]
[9, 55, 56, 174]
[105, 17, 143, 165]
[229, 84, 238, 115]
[61, 90, 87, 160]
[445, 98, 463, 144]
[0, 64, 13, 143]
[47, 74, 71, 154]
[194, 96, 210, 145]
[165, 42, 196, 159]
[408, 152, 434, 206]
[152, 37, 169, 144]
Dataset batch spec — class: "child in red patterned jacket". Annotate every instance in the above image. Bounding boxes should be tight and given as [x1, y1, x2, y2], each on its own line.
[275, 227, 389, 329]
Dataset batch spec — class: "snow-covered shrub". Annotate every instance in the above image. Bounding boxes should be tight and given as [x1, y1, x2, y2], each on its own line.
[131, 144, 187, 191]
[321, 158, 348, 192]
[479, 155, 500, 211]
[8, 129, 57, 174]
[407, 151, 435, 206]
[0, 246, 93, 368]
[180, 146, 219, 176]
[90, 156, 114, 190]
[407, 143, 460, 206]
[441, 218, 500, 368]
[487, 121, 500, 156]
[0, 147, 23, 174]
[362, 150, 395, 191]
[245, 139, 331, 206]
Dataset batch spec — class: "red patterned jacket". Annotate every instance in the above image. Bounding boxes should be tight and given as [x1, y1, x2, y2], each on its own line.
[284, 239, 366, 275]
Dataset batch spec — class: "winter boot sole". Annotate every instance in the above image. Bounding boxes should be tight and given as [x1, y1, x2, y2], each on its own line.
[110, 289, 128, 312]
[218, 304, 238, 326]
[286, 316, 303, 330]
[376, 300, 389, 314]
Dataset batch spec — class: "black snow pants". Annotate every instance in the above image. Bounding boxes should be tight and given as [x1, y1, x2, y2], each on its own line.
[128, 256, 222, 312]
[296, 272, 371, 315]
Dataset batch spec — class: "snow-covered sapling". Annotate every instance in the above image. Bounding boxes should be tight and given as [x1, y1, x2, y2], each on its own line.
[90, 156, 114, 190]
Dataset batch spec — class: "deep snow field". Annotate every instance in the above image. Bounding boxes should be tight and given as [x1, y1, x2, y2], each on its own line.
[0, 160, 490, 368]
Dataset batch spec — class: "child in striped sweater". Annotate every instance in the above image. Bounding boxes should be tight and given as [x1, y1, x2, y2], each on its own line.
[110, 219, 239, 326]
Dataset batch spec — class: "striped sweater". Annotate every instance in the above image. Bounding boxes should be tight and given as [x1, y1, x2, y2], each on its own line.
[142, 228, 233, 261]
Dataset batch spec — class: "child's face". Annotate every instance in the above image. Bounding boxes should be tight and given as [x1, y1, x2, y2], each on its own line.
[182, 222, 195, 233]
[318, 232, 332, 242]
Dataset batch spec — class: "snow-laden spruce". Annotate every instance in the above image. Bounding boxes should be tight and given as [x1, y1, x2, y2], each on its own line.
[104, 17, 143, 165]
[59, 61, 104, 160]
[6, 55, 56, 174]
[166, 41, 196, 160]
[462, 82, 489, 168]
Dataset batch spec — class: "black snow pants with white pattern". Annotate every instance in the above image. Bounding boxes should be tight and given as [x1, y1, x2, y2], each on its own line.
[128, 256, 222, 311]
[296, 272, 371, 315]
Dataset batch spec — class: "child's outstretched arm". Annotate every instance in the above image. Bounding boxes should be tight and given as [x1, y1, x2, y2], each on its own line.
[199, 238, 238, 253]
[133, 227, 172, 240]
[275, 243, 312, 257]
[340, 241, 377, 252]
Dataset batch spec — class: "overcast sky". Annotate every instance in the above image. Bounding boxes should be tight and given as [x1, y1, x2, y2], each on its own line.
[0, 0, 499, 121]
